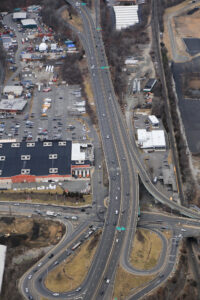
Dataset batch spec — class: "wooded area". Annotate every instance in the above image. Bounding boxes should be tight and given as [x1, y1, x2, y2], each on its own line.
[100, 0, 150, 105]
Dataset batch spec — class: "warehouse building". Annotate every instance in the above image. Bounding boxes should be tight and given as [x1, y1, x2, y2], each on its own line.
[113, 5, 139, 30]
[21, 19, 37, 29]
[0, 98, 27, 113]
[13, 12, 27, 20]
[3, 85, 23, 97]
[137, 129, 166, 149]
[0, 141, 94, 184]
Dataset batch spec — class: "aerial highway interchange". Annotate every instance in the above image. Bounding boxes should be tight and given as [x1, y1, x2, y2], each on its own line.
[1, 0, 200, 299]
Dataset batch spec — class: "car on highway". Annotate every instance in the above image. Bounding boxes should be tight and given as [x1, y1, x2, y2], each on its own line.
[106, 135, 110, 139]
[28, 274, 32, 280]
[76, 287, 82, 292]
[54, 261, 59, 265]
[38, 262, 42, 267]
[43, 87, 52, 92]
[25, 287, 29, 293]
[52, 293, 59, 296]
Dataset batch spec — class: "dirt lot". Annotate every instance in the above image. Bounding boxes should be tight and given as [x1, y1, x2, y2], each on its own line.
[0, 216, 65, 300]
[175, 8, 200, 39]
[45, 230, 102, 292]
[164, 0, 200, 59]
[182, 73, 200, 99]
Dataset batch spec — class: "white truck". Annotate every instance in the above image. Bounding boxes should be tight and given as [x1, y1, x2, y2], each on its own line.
[46, 211, 57, 217]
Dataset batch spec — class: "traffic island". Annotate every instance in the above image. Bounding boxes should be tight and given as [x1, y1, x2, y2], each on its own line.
[129, 228, 162, 271]
[44, 230, 102, 292]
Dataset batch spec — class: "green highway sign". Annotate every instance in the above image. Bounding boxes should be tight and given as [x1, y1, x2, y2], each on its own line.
[96, 27, 101, 31]
[100, 66, 109, 70]
[116, 226, 126, 231]
[81, 2, 87, 5]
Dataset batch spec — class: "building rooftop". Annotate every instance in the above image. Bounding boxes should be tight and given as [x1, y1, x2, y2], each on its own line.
[21, 19, 37, 27]
[148, 115, 159, 125]
[143, 78, 157, 92]
[0, 98, 27, 111]
[137, 129, 166, 149]
[3, 85, 23, 95]
[13, 12, 27, 19]
[113, 5, 139, 30]
[71, 143, 86, 161]
[0, 141, 72, 177]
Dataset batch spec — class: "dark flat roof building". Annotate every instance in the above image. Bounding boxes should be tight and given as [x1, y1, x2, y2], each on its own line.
[143, 78, 157, 92]
[0, 141, 72, 179]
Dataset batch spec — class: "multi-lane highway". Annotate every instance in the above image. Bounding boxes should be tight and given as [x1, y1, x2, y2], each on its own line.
[5, 0, 200, 299]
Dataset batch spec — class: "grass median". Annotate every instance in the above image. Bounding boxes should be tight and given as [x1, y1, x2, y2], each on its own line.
[45, 230, 102, 292]
[0, 189, 92, 207]
[130, 228, 162, 270]
[113, 266, 155, 300]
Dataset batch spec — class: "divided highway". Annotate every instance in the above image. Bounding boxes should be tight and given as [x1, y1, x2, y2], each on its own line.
[18, 1, 200, 299]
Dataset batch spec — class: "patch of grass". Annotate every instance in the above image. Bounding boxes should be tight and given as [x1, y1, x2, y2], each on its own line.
[113, 266, 155, 300]
[129, 228, 162, 270]
[61, 9, 83, 31]
[45, 230, 102, 292]
[0, 191, 92, 207]
[162, 230, 172, 241]
[83, 76, 95, 106]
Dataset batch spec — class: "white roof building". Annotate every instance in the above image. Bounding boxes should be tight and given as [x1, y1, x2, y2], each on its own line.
[0, 99, 27, 112]
[21, 19, 37, 27]
[0, 245, 6, 292]
[74, 101, 86, 107]
[125, 58, 138, 65]
[39, 42, 48, 52]
[3, 85, 23, 96]
[113, 5, 139, 30]
[51, 43, 57, 51]
[71, 143, 86, 161]
[13, 12, 27, 20]
[148, 115, 159, 126]
[137, 129, 166, 149]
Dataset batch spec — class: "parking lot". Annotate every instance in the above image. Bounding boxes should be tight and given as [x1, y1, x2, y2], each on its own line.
[0, 10, 91, 144]
[0, 84, 90, 142]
